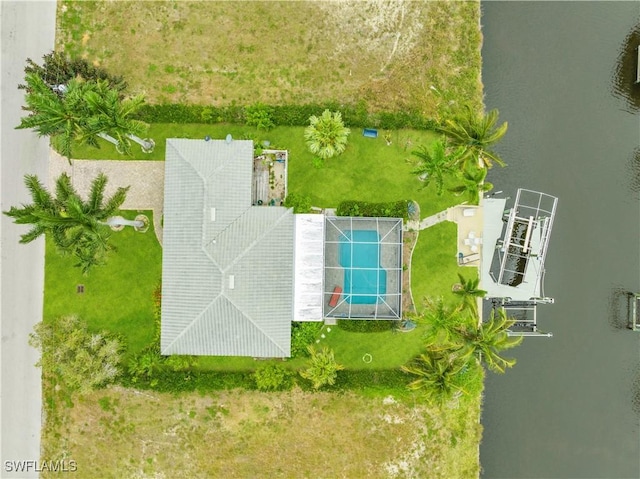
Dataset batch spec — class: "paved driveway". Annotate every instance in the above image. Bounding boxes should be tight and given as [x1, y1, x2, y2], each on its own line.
[1, 2, 56, 478]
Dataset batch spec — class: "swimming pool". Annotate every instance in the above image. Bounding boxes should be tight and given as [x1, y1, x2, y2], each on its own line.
[339, 230, 387, 304]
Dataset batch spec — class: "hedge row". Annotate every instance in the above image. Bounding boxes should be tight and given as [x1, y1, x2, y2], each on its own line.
[132, 102, 437, 131]
[336, 200, 410, 219]
[119, 367, 410, 393]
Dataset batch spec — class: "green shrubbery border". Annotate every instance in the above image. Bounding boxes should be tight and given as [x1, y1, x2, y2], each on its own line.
[336, 200, 410, 219]
[120, 367, 409, 394]
[133, 102, 437, 131]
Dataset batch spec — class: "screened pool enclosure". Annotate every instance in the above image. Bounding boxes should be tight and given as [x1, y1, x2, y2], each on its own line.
[323, 217, 403, 319]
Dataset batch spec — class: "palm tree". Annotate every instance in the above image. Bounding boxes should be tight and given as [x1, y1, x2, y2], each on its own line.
[3, 172, 129, 274]
[417, 297, 472, 348]
[437, 105, 508, 169]
[448, 166, 493, 205]
[16, 73, 93, 159]
[304, 109, 350, 160]
[458, 308, 523, 374]
[83, 81, 154, 154]
[401, 350, 472, 404]
[452, 273, 487, 314]
[17, 74, 153, 158]
[299, 345, 345, 389]
[410, 140, 460, 195]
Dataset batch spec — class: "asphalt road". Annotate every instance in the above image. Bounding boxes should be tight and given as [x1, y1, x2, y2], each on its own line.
[1, 2, 57, 478]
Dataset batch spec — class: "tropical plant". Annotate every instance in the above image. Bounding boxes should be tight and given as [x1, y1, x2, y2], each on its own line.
[253, 363, 293, 391]
[3, 172, 129, 274]
[436, 105, 508, 169]
[401, 350, 472, 405]
[29, 315, 123, 393]
[300, 345, 344, 389]
[16, 73, 96, 159]
[17, 73, 152, 157]
[304, 109, 350, 160]
[83, 80, 153, 154]
[452, 273, 487, 314]
[448, 166, 493, 205]
[410, 140, 460, 195]
[418, 297, 471, 348]
[458, 308, 523, 374]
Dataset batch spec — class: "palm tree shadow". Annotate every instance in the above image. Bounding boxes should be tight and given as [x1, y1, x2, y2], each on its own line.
[611, 21, 640, 113]
[607, 286, 634, 331]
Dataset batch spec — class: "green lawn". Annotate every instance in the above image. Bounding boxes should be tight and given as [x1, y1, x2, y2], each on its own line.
[43, 211, 162, 360]
[411, 221, 479, 310]
[315, 323, 427, 370]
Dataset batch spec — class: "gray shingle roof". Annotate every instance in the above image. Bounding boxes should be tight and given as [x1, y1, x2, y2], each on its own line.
[161, 139, 294, 357]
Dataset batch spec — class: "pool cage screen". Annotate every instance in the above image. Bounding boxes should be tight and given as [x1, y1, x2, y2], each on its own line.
[323, 216, 403, 319]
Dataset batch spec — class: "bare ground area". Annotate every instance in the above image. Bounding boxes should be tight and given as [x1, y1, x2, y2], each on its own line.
[56, 0, 482, 115]
[43, 386, 481, 479]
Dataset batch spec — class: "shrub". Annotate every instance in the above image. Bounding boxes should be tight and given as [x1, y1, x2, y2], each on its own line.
[245, 102, 275, 130]
[336, 200, 410, 219]
[29, 315, 124, 393]
[291, 322, 323, 357]
[283, 193, 312, 214]
[120, 369, 254, 393]
[337, 320, 396, 333]
[253, 363, 293, 391]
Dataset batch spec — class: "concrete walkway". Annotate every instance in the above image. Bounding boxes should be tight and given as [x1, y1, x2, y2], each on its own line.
[49, 151, 165, 245]
[418, 209, 449, 230]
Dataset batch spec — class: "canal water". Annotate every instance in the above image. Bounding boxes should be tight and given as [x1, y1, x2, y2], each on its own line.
[480, 2, 640, 478]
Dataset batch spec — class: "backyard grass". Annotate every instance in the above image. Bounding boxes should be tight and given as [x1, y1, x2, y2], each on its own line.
[43, 211, 161, 360]
[316, 323, 427, 370]
[56, 0, 483, 117]
[42, 386, 482, 479]
[411, 221, 479, 310]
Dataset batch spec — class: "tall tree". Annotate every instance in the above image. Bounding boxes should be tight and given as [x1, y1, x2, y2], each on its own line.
[304, 109, 351, 160]
[3, 172, 129, 274]
[16, 73, 95, 159]
[418, 297, 471, 348]
[448, 166, 493, 205]
[437, 105, 508, 169]
[410, 140, 459, 195]
[84, 81, 154, 154]
[401, 350, 471, 405]
[458, 308, 523, 374]
[17, 73, 152, 158]
[452, 273, 487, 314]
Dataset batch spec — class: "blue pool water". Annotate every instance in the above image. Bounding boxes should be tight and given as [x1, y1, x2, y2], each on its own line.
[339, 230, 387, 304]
